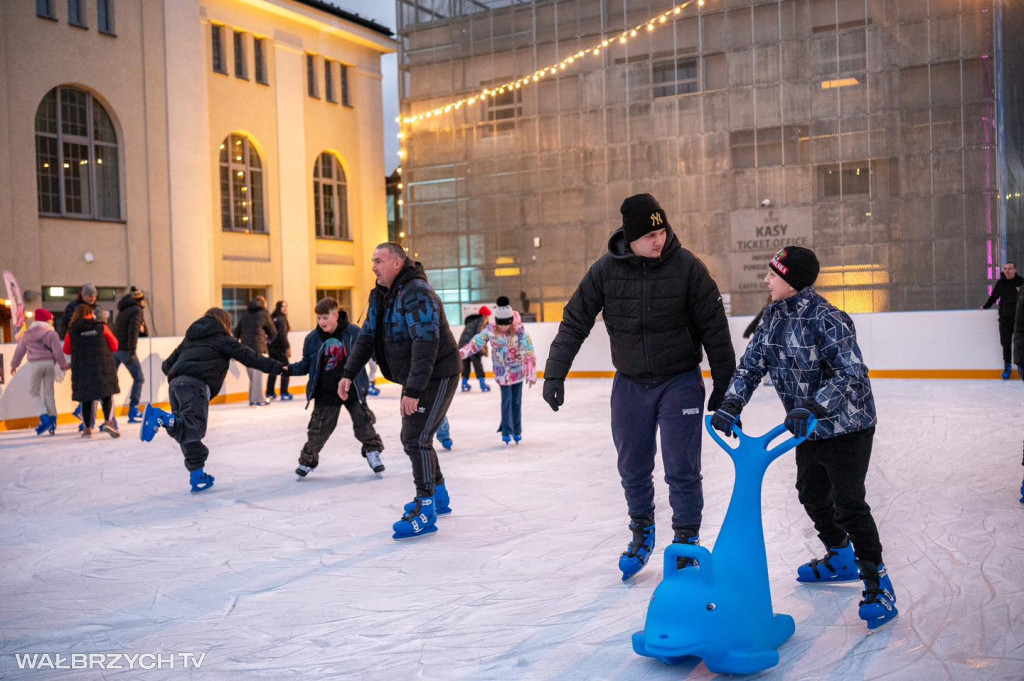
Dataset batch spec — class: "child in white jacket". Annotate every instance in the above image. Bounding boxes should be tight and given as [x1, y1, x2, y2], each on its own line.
[11, 309, 68, 435]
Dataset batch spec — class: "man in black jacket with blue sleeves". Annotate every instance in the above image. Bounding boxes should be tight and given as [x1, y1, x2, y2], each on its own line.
[543, 193, 736, 581]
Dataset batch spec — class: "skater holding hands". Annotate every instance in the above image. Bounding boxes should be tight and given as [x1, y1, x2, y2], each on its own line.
[710, 246, 897, 630]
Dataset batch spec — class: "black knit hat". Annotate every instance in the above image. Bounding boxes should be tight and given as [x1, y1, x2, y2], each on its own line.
[769, 246, 820, 291]
[620, 193, 670, 244]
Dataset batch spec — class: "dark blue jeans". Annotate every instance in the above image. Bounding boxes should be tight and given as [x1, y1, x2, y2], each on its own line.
[499, 382, 523, 437]
[112, 350, 145, 408]
[167, 375, 211, 472]
[611, 370, 705, 531]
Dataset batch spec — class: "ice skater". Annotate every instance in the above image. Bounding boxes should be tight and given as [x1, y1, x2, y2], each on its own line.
[543, 193, 736, 581]
[139, 308, 286, 493]
[980, 262, 1022, 379]
[10, 308, 68, 435]
[711, 246, 897, 630]
[459, 297, 536, 444]
[287, 297, 385, 478]
[112, 286, 147, 422]
[1014, 291, 1024, 504]
[339, 242, 461, 539]
[458, 305, 491, 392]
[64, 303, 121, 438]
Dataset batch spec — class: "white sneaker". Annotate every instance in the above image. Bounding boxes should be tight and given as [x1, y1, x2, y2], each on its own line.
[365, 451, 385, 474]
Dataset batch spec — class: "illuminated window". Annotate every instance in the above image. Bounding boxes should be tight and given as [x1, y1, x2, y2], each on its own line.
[219, 134, 266, 233]
[314, 153, 349, 240]
[34, 86, 121, 219]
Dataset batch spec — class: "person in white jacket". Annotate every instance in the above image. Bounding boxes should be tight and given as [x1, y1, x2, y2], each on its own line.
[11, 309, 69, 435]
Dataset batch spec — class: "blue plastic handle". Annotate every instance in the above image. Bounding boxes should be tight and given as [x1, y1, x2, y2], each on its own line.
[704, 414, 817, 456]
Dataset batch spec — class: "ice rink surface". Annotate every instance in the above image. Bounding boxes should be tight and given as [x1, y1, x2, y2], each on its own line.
[1, 378, 1022, 680]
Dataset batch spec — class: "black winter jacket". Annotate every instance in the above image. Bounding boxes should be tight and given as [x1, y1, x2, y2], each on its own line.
[234, 300, 277, 354]
[545, 226, 736, 397]
[459, 314, 487, 348]
[113, 294, 145, 354]
[983, 273, 1023, 319]
[164, 315, 283, 397]
[343, 260, 461, 400]
[67, 318, 120, 401]
[290, 310, 369, 404]
[63, 296, 105, 337]
[269, 312, 290, 353]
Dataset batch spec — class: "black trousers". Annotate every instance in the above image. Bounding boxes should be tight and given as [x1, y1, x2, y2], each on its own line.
[299, 397, 384, 469]
[795, 426, 883, 564]
[462, 354, 485, 380]
[998, 317, 1014, 365]
[166, 375, 211, 472]
[81, 397, 113, 428]
[266, 349, 290, 396]
[401, 375, 458, 497]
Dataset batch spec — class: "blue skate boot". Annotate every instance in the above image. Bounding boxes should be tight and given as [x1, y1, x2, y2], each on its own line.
[858, 560, 898, 630]
[139, 405, 174, 442]
[405, 483, 451, 516]
[393, 496, 438, 540]
[1002, 363, 1012, 380]
[1019, 477, 1023, 505]
[478, 378, 491, 392]
[128, 404, 144, 423]
[502, 433, 511, 445]
[797, 536, 859, 582]
[74, 403, 85, 432]
[35, 414, 53, 436]
[672, 527, 700, 569]
[367, 382, 380, 396]
[189, 468, 215, 494]
[461, 378, 472, 392]
[619, 516, 656, 581]
[46, 413, 56, 435]
[513, 434, 521, 444]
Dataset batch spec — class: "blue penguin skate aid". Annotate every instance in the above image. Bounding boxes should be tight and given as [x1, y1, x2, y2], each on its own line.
[632, 415, 816, 675]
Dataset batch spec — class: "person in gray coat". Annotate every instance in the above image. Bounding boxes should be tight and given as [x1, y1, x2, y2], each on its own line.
[234, 295, 277, 405]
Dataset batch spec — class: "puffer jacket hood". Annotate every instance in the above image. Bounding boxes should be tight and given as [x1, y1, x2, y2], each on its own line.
[186, 315, 230, 341]
[606, 225, 682, 264]
[247, 299, 266, 313]
[117, 294, 139, 312]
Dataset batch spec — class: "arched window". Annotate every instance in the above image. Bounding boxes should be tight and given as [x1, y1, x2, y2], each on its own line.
[313, 152, 348, 240]
[219, 133, 265, 232]
[35, 86, 121, 220]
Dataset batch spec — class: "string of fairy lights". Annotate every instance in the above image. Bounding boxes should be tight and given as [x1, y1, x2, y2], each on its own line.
[395, 0, 708, 170]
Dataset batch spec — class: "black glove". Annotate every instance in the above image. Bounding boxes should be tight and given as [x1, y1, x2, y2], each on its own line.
[542, 379, 564, 412]
[707, 383, 728, 412]
[710, 401, 743, 438]
[784, 403, 826, 438]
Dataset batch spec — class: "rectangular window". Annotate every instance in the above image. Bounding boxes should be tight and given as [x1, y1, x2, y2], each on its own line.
[221, 287, 269, 331]
[816, 159, 898, 199]
[97, 0, 114, 35]
[253, 37, 267, 85]
[730, 126, 809, 168]
[485, 87, 521, 133]
[341, 64, 351, 106]
[37, 0, 56, 20]
[306, 54, 319, 98]
[211, 25, 227, 74]
[233, 31, 248, 80]
[324, 60, 336, 103]
[652, 58, 699, 98]
[67, 0, 86, 27]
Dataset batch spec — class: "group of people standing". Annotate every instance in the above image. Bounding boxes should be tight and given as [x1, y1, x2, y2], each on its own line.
[11, 284, 148, 438]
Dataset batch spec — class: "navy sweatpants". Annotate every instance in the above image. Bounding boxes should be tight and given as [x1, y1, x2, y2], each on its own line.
[611, 369, 705, 531]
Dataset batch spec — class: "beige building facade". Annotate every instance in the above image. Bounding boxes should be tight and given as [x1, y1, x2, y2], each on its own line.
[0, 0, 394, 336]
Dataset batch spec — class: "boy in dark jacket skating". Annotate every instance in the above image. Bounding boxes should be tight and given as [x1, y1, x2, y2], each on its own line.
[113, 286, 147, 421]
[711, 246, 896, 631]
[140, 308, 286, 493]
[288, 298, 385, 478]
[458, 306, 491, 392]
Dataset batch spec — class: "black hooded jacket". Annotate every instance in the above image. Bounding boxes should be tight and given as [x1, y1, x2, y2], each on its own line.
[983, 273, 1023, 319]
[344, 259, 460, 399]
[234, 299, 277, 354]
[459, 313, 487, 347]
[545, 226, 735, 399]
[164, 315, 283, 397]
[1014, 293, 1024, 367]
[113, 294, 145, 354]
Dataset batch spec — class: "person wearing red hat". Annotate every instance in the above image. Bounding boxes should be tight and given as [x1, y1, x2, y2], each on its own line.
[458, 304, 492, 392]
[11, 308, 68, 435]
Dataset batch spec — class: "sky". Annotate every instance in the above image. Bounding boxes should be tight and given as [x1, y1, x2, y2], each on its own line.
[327, 0, 401, 173]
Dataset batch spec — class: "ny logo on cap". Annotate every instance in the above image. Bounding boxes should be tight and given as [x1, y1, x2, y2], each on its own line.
[650, 212, 663, 227]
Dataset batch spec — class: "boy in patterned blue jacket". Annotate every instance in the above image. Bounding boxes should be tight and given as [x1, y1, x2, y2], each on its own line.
[710, 246, 897, 631]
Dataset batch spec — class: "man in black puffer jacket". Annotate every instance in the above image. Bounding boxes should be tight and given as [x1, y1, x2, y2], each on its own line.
[543, 193, 736, 581]
[140, 308, 286, 493]
[113, 287, 147, 421]
[234, 296, 277, 405]
[981, 261, 1023, 379]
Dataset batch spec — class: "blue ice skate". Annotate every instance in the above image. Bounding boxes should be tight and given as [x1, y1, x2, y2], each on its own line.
[619, 517, 656, 581]
[858, 561, 898, 630]
[461, 378, 472, 392]
[1019, 478, 1024, 505]
[632, 416, 816, 675]
[1002, 363, 1012, 380]
[280, 392, 294, 401]
[73, 403, 84, 432]
[796, 537, 859, 583]
[404, 483, 451, 516]
[139, 404, 173, 442]
[513, 434, 521, 444]
[367, 383, 380, 396]
[190, 468, 215, 494]
[128, 405, 144, 423]
[35, 414, 56, 436]
[393, 496, 438, 540]
[502, 434, 511, 445]
[478, 378, 491, 392]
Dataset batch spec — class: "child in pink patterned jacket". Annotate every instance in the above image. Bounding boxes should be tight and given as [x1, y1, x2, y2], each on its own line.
[459, 297, 536, 444]
[11, 309, 69, 436]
